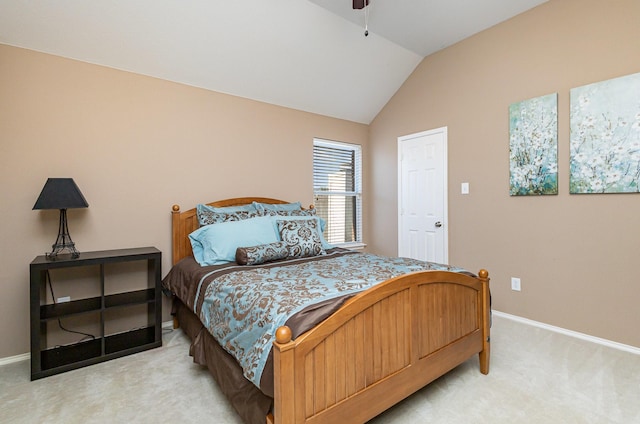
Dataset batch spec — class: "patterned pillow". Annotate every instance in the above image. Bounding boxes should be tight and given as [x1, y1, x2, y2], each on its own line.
[199, 203, 258, 213]
[277, 218, 326, 258]
[253, 202, 302, 213]
[259, 207, 328, 233]
[235, 241, 289, 265]
[196, 204, 263, 226]
[261, 208, 314, 218]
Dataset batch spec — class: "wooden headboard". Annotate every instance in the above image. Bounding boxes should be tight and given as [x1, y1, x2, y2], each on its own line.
[170, 197, 292, 265]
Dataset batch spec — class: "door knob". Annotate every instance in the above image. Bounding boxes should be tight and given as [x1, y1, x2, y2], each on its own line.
[435, 221, 442, 228]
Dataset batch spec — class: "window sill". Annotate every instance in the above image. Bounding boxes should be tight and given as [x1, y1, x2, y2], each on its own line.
[333, 242, 367, 251]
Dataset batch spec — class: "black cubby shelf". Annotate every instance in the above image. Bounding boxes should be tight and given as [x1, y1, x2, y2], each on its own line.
[41, 296, 102, 319]
[30, 247, 162, 380]
[40, 288, 156, 320]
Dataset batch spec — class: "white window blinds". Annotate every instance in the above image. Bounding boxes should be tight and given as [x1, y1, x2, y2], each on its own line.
[313, 139, 362, 245]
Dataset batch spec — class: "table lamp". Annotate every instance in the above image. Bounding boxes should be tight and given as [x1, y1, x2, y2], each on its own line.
[33, 178, 89, 259]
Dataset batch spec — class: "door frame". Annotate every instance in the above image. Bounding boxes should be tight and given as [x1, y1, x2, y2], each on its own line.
[397, 127, 449, 262]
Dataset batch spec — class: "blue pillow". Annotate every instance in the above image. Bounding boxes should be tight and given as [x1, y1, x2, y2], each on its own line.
[189, 216, 279, 266]
[268, 215, 333, 251]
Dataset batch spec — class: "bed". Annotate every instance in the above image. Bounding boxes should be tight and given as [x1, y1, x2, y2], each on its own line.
[163, 197, 491, 424]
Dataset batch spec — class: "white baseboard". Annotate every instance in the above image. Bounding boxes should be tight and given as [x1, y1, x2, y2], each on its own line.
[0, 352, 29, 366]
[0, 320, 177, 366]
[493, 310, 640, 356]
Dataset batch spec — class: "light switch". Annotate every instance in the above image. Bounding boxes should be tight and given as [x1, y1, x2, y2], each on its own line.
[461, 182, 469, 195]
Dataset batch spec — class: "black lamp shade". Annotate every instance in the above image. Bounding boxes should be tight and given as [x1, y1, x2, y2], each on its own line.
[33, 178, 89, 210]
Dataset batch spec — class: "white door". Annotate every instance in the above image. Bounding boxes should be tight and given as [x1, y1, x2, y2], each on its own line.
[398, 128, 448, 263]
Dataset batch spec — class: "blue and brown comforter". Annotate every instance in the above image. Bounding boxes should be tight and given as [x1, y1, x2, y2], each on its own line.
[163, 248, 470, 389]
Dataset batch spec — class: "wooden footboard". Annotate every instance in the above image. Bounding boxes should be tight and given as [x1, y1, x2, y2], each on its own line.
[271, 269, 490, 424]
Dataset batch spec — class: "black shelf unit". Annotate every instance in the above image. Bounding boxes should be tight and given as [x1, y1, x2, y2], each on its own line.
[30, 247, 162, 380]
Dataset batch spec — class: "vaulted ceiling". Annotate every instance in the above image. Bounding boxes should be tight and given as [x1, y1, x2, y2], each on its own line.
[0, 0, 547, 124]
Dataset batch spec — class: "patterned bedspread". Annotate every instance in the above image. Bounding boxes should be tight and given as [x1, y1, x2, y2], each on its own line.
[193, 249, 469, 388]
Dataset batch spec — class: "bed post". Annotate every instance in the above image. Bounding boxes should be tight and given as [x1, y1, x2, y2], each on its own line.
[478, 269, 490, 374]
[171, 204, 182, 266]
[273, 326, 296, 424]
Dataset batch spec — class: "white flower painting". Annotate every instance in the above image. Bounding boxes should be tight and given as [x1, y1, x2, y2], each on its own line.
[509, 93, 558, 196]
[570, 72, 640, 193]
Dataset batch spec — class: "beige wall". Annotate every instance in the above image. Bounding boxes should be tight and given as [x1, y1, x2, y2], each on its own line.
[367, 0, 640, 347]
[0, 44, 368, 358]
[2, 0, 638, 360]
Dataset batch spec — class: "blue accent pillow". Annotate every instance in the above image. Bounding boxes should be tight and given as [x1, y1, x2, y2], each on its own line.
[189, 216, 279, 266]
[277, 218, 326, 258]
[235, 241, 289, 265]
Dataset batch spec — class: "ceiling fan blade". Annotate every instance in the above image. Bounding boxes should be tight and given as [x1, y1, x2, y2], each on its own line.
[353, 0, 369, 10]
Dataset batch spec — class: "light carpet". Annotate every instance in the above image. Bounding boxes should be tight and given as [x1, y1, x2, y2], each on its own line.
[1, 315, 639, 423]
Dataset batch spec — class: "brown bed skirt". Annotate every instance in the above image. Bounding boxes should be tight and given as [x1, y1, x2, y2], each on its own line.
[171, 286, 352, 424]
[173, 299, 272, 424]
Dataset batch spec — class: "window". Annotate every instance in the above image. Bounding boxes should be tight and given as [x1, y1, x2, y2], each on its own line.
[313, 138, 362, 247]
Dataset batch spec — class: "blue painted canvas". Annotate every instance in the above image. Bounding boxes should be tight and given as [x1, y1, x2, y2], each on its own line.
[509, 93, 558, 196]
[570, 72, 640, 193]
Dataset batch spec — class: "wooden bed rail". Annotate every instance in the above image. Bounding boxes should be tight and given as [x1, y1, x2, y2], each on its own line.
[271, 269, 490, 424]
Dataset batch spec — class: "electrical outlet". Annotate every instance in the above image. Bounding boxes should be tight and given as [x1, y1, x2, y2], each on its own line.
[57, 296, 71, 303]
[511, 277, 521, 292]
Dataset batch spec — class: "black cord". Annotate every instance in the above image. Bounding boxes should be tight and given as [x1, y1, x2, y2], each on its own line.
[45, 270, 96, 343]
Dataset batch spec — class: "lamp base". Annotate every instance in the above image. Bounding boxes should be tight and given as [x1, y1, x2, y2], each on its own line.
[46, 209, 81, 260]
[46, 242, 80, 260]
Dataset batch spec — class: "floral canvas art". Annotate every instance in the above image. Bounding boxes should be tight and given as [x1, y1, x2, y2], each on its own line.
[509, 93, 558, 196]
[570, 72, 640, 193]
